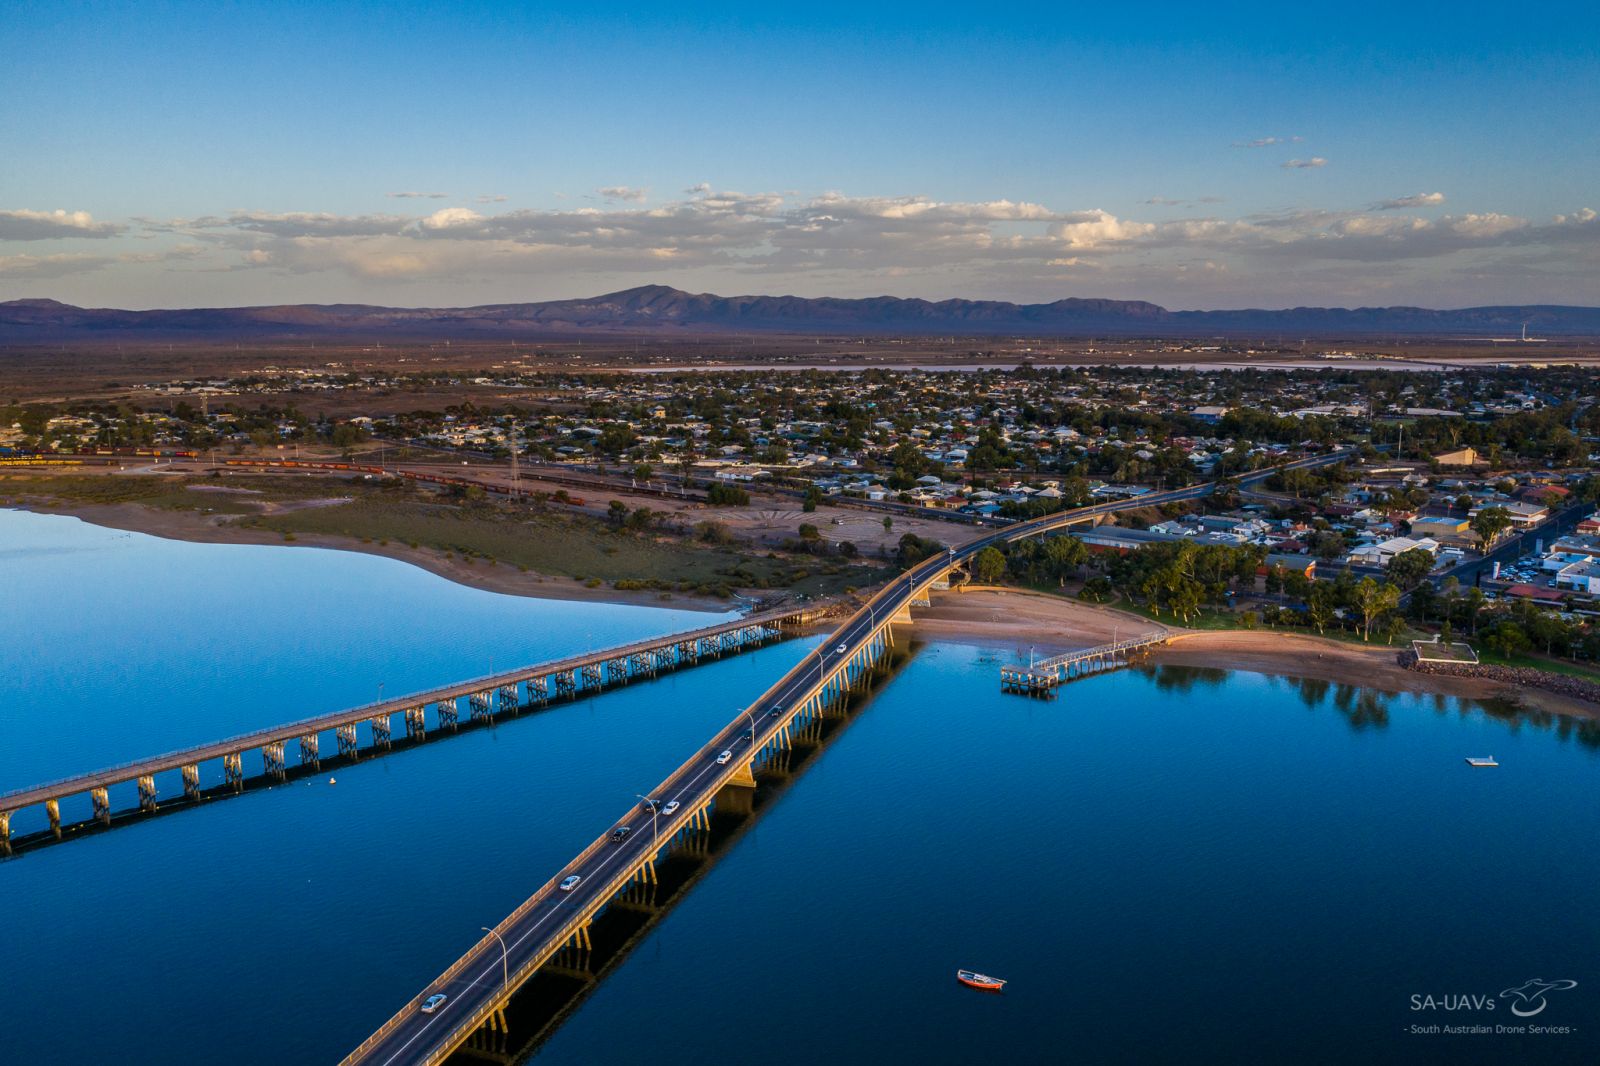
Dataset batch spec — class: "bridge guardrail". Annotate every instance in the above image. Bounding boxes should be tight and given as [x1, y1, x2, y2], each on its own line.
[0, 606, 809, 810]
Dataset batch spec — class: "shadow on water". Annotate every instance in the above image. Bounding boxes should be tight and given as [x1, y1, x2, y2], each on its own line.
[443, 637, 924, 1066]
[1138, 664, 1600, 746]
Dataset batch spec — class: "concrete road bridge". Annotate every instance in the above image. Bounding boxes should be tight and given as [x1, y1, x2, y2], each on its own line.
[344, 449, 1353, 1066]
[0, 605, 828, 853]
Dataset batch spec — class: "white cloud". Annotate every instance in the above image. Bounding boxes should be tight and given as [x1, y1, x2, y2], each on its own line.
[1281, 157, 1328, 169]
[0, 252, 117, 277]
[386, 191, 449, 199]
[1232, 136, 1299, 148]
[0, 208, 123, 240]
[1048, 210, 1156, 248]
[1375, 192, 1445, 210]
[41, 190, 1594, 306]
[598, 186, 649, 203]
[421, 207, 484, 230]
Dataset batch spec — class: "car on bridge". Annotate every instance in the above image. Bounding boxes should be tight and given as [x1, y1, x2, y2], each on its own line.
[661, 800, 680, 817]
[559, 875, 582, 892]
[835, 643, 848, 655]
[716, 750, 732, 765]
[609, 826, 632, 842]
[420, 994, 447, 1014]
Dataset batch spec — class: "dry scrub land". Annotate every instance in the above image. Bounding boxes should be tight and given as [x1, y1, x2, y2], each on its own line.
[4, 471, 885, 604]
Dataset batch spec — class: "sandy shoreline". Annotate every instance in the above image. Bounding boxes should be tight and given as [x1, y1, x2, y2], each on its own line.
[913, 587, 1600, 719]
[15, 501, 1599, 719]
[11, 501, 742, 614]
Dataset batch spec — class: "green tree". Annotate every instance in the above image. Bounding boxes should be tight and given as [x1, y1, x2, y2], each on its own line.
[972, 546, 1007, 584]
[1470, 506, 1513, 550]
[882, 516, 893, 533]
[1354, 577, 1401, 641]
[1307, 584, 1336, 635]
[1386, 547, 1435, 590]
[802, 486, 821, 512]
[606, 500, 629, 527]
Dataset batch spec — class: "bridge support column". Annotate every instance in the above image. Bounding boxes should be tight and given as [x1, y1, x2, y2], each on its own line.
[497, 684, 519, 714]
[581, 663, 602, 690]
[299, 734, 319, 767]
[46, 798, 61, 834]
[437, 697, 459, 730]
[336, 723, 359, 758]
[468, 690, 492, 723]
[224, 752, 244, 790]
[604, 658, 627, 686]
[181, 764, 201, 800]
[727, 760, 757, 788]
[137, 775, 158, 812]
[262, 741, 286, 779]
[404, 705, 426, 739]
[370, 715, 391, 748]
[530, 676, 549, 705]
[91, 787, 111, 825]
[554, 670, 575, 699]
[0, 810, 10, 844]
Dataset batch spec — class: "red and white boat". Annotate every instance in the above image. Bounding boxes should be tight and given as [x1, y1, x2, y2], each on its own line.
[957, 969, 1007, 991]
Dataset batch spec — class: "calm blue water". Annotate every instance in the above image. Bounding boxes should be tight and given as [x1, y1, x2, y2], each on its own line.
[3, 510, 1597, 1064]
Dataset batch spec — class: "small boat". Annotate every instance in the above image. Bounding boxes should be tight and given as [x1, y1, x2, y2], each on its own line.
[957, 969, 1006, 991]
[328, 776, 338, 785]
[1465, 757, 1498, 768]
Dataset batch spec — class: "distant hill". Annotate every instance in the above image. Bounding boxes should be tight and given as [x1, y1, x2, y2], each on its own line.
[4, 285, 1600, 341]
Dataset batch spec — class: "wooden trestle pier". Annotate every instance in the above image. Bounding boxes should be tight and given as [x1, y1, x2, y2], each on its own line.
[999, 630, 1170, 697]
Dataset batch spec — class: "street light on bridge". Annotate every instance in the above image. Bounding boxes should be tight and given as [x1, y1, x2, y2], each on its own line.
[481, 926, 508, 993]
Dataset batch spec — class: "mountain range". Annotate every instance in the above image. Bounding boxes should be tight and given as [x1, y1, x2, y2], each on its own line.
[4, 285, 1599, 341]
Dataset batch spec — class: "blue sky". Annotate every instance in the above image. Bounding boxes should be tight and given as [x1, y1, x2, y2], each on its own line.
[3, 1, 1597, 308]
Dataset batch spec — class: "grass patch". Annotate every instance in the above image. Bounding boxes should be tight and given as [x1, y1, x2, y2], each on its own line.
[243, 496, 882, 594]
[1476, 649, 1600, 684]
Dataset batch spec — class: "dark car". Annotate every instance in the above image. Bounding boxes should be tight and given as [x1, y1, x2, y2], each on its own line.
[610, 826, 633, 842]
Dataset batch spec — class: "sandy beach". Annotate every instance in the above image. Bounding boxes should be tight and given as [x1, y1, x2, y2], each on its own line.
[913, 587, 1600, 719]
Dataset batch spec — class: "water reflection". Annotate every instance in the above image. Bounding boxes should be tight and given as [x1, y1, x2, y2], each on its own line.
[1142, 664, 1599, 744]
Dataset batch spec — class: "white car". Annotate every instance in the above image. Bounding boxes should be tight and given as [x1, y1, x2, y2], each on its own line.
[835, 643, 848, 655]
[716, 750, 733, 765]
[559, 874, 582, 892]
[420, 994, 447, 1014]
[661, 800, 680, 817]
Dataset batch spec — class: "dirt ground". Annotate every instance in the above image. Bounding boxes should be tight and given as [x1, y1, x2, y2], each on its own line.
[912, 587, 1600, 719]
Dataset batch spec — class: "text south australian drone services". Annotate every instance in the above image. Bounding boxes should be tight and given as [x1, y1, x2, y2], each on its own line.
[1407, 979, 1580, 1037]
